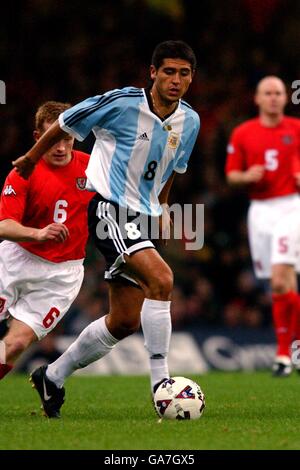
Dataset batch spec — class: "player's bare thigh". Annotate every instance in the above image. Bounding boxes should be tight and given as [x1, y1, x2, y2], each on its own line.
[123, 248, 173, 300]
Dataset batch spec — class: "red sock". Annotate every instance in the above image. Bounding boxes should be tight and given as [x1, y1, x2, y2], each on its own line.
[291, 293, 300, 341]
[0, 363, 13, 380]
[272, 292, 295, 357]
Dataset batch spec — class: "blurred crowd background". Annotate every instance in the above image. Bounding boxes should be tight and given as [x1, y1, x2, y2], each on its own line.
[1, 0, 300, 361]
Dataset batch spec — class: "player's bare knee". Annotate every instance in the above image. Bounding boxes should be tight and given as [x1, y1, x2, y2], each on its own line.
[4, 336, 30, 358]
[145, 269, 173, 300]
[271, 278, 289, 295]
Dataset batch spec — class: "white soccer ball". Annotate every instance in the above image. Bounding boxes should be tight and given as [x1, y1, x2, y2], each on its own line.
[153, 376, 205, 420]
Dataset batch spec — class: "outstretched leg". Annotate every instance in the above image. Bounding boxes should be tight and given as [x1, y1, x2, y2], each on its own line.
[45, 281, 144, 387]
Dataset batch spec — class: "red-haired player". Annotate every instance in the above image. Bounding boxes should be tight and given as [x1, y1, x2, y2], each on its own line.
[0, 102, 93, 404]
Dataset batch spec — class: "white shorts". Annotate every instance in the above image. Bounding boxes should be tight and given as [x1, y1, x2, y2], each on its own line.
[0, 241, 84, 339]
[247, 194, 300, 279]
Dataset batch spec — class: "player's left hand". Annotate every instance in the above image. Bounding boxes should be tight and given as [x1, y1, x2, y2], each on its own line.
[12, 155, 36, 179]
[294, 173, 300, 188]
[159, 204, 173, 246]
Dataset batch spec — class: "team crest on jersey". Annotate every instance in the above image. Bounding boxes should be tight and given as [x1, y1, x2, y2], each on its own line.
[282, 135, 293, 144]
[167, 131, 180, 149]
[76, 177, 87, 190]
[3, 185, 16, 196]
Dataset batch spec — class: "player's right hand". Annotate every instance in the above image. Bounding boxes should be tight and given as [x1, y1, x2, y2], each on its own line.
[12, 155, 36, 179]
[294, 173, 300, 188]
[35, 223, 70, 243]
[244, 165, 265, 183]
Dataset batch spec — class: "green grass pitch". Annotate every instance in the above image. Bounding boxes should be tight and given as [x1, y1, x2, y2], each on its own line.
[0, 371, 299, 450]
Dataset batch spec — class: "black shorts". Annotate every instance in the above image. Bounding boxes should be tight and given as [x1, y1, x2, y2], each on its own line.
[88, 194, 156, 286]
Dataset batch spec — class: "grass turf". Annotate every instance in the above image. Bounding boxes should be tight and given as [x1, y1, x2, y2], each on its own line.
[0, 371, 299, 450]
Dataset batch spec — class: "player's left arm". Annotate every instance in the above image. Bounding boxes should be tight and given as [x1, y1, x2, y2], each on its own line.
[0, 169, 69, 242]
[158, 172, 176, 245]
[159, 114, 199, 243]
[174, 114, 200, 175]
[0, 218, 69, 243]
[159, 171, 176, 205]
[293, 170, 300, 188]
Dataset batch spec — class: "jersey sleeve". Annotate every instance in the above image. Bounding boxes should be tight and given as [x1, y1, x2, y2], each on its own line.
[59, 90, 121, 141]
[174, 114, 200, 174]
[225, 128, 245, 173]
[0, 170, 29, 222]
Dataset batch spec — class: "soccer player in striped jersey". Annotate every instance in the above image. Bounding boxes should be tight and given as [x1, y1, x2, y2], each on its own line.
[13, 40, 200, 417]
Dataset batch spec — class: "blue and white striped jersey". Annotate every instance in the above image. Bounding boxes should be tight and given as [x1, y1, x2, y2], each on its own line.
[59, 87, 200, 216]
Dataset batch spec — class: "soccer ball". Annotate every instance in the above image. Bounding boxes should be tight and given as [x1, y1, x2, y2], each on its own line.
[153, 376, 205, 420]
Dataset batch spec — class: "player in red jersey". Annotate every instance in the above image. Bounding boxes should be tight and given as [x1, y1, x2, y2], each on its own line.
[0, 102, 93, 391]
[225, 76, 300, 376]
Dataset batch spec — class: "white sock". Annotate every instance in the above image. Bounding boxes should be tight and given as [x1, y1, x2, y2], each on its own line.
[0, 340, 6, 363]
[46, 316, 118, 387]
[141, 298, 171, 390]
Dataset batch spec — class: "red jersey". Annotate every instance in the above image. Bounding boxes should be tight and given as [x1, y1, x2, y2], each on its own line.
[225, 117, 300, 200]
[0, 150, 95, 262]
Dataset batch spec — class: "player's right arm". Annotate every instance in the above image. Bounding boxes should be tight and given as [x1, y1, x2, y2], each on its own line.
[0, 219, 69, 243]
[227, 165, 265, 185]
[225, 128, 264, 186]
[12, 121, 67, 179]
[0, 169, 69, 243]
[13, 93, 117, 179]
